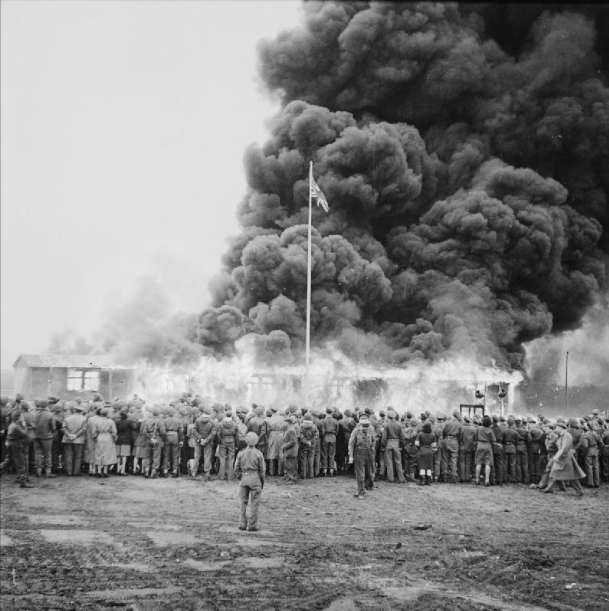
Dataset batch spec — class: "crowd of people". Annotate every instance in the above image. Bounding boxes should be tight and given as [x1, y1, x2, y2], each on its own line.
[1, 392, 607, 501]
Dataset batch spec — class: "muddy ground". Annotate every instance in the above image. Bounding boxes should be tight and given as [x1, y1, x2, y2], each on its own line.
[0, 473, 608, 611]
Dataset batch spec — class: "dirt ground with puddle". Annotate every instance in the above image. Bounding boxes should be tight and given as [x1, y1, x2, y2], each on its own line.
[1, 473, 608, 611]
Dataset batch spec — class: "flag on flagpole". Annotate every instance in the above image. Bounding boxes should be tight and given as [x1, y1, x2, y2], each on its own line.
[310, 175, 329, 212]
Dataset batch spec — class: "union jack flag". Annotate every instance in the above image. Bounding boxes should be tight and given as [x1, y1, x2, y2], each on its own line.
[310, 175, 329, 212]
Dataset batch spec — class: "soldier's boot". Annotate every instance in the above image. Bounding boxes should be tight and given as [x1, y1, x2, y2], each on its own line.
[35, 469, 42, 478]
[20, 480, 34, 488]
[44, 469, 57, 478]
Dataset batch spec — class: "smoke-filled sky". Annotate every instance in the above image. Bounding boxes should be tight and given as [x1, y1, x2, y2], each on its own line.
[0, 0, 302, 369]
[3, 2, 609, 392]
[198, 2, 609, 377]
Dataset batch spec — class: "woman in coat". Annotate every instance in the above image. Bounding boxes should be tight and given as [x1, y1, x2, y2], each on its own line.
[114, 409, 133, 476]
[415, 421, 437, 486]
[93, 408, 118, 478]
[542, 418, 585, 495]
[84, 404, 101, 476]
[474, 415, 496, 486]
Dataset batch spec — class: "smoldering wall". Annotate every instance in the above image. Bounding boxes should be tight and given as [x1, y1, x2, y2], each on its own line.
[197, 2, 609, 374]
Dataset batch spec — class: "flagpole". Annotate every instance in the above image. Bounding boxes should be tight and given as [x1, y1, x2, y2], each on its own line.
[305, 161, 313, 410]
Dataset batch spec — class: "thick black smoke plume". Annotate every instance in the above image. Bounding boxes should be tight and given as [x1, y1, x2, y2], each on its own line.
[198, 2, 609, 372]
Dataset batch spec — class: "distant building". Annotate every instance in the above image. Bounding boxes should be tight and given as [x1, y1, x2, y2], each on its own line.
[12, 354, 134, 401]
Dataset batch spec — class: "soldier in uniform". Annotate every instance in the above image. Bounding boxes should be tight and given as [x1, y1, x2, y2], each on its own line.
[266, 407, 286, 477]
[337, 409, 356, 474]
[247, 406, 269, 465]
[381, 408, 406, 483]
[311, 409, 323, 476]
[235, 432, 265, 531]
[282, 414, 299, 484]
[502, 417, 519, 483]
[162, 407, 184, 477]
[402, 417, 419, 482]
[460, 416, 477, 483]
[32, 400, 57, 478]
[527, 417, 545, 486]
[601, 422, 609, 484]
[490, 415, 505, 485]
[298, 413, 319, 479]
[194, 410, 216, 481]
[514, 417, 531, 484]
[441, 412, 462, 483]
[49, 397, 64, 474]
[320, 408, 339, 477]
[433, 413, 446, 482]
[578, 420, 602, 488]
[62, 403, 87, 476]
[348, 413, 376, 499]
[375, 409, 387, 480]
[6, 411, 34, 488]
[142, 406, 166, 479]
[217, 412, 239, 481]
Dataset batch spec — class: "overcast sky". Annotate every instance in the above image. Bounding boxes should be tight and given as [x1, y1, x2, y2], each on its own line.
[1, 0, 303, 368]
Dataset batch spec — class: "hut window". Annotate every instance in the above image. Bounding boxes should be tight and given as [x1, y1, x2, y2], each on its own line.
[66, 369, 100, 391]
[83, 371, 100, 391]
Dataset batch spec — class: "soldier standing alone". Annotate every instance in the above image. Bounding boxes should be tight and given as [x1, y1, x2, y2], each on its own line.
[235, 432, 265, 531]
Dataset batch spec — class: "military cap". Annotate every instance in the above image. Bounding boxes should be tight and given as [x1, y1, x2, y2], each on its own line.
[463, 416, 471, 424]
[379, 409, 386, 417]
[344, 409, 353, 417]
[567, 417, 579, 428]
[303, 413, 313, 421]
[364, 407, 372, 415]
[592, 409, 599, 416]
[492, 414, 499, 422]
[555, 417, 567, 428]
[386, 409, 397, 419]
[507, 416, 515, 425]
[500, 415, 507, 422]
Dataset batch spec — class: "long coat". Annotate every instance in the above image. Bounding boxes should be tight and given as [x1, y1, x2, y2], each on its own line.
[266, 414, 287, 459]
[93, 417, 118, 466]
[549, 430, 586, 481]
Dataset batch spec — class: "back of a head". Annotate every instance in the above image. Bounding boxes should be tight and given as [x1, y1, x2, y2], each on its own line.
[245, 431, 258, 447]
